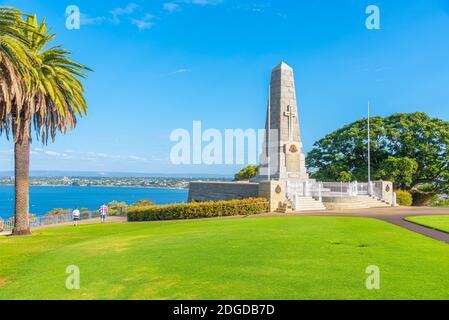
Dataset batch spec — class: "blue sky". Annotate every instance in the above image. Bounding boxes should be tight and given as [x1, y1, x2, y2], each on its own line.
[1, 0, 449, 175]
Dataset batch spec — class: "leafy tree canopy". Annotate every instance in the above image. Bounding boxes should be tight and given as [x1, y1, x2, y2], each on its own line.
[234, 165, 259, 181]
[306, 112, 449, 196]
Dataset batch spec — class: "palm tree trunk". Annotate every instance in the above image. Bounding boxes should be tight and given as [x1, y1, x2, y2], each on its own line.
[12, 137, 31, 236]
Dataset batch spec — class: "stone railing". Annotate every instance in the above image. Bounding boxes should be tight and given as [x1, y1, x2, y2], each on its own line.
[287, 180, 396, 206]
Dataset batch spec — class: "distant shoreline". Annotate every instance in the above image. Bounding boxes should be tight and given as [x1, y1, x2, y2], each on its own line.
[0, 184, 188, 191]
[0, 185, 189, 218]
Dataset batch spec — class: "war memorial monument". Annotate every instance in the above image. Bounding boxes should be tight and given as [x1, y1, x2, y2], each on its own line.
[188, 62, 396, 212]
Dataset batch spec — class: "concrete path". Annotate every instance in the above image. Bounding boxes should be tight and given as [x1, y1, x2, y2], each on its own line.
[0, 216, 127, 236]
[257, 206, 449, 244]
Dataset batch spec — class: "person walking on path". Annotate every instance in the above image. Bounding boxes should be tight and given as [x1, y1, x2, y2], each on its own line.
[72, 208, 81, 226]
[99, 204, 108, 223]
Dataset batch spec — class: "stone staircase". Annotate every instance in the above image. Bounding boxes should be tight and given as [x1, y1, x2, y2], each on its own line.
[277, 196, 326, 212]
[322, 195, 392, 210]
[277, 195, 392, 212]
[295, 197, 327, 211]
[358, 195, 392, 208]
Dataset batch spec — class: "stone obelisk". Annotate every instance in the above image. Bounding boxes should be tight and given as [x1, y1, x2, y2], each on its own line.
[258, 61, 309, 181]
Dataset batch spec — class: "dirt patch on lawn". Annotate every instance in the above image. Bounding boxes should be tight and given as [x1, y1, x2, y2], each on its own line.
[0, 277, 8, 288]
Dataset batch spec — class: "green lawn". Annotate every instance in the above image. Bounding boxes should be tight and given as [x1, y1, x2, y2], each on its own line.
[406, 215, 449, 233]
[1, 216, 449, 300]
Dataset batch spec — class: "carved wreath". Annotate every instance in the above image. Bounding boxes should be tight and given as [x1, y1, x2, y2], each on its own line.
[275, 185, 282, 194]
[289, 144, 298, 153]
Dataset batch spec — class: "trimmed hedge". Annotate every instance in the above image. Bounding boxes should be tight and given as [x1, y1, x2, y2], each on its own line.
[396, 190, 413, 206]
[127, 198, 269, 222]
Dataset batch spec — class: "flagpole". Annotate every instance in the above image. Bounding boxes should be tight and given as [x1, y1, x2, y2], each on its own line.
[368, 101, 371, 194]
[267, 85, 271, 181]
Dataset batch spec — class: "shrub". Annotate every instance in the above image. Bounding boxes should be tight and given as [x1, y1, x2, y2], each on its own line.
[107, 200, 128, 216]
[434, 199, 449, 207]
[431, 195, 449, 207]
[395, 190, 413, 206]
[127, 198, 269, 222]
[131, 199, 155, 207]
[46, 208, 71, 215]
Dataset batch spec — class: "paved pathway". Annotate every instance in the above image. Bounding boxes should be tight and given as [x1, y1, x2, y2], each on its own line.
[257, 206, 449, 244]
[0, 216, 127, 236]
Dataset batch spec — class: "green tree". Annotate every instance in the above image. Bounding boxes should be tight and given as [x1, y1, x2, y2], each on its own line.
[307, 113, 449, 205]
[107, 201, 128, 216]
[378, 156, 418, 189]
[8, 15, 90, 235]
[337, 171, 353, 182]
[131, 199, 155, 207]
[234, 165, 259, 181]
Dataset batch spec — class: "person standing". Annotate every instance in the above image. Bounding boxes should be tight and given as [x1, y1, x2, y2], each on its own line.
[72, 208, 81, 226]
[99, 204, 108, 223]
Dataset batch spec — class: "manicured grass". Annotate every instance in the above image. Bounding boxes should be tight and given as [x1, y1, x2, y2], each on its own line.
[1, 217, 449, 300]
[406, 215, 449, 233]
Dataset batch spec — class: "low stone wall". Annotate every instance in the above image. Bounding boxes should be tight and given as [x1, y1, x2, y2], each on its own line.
[188, 182, 259, 202]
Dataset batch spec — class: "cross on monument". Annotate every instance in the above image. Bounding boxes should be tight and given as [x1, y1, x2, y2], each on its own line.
[284, 105, 297, 142]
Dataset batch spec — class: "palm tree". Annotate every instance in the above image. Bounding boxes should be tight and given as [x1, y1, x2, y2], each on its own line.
[1, 8, 34, 235]
[0, 7, 32, 136]
[10, 15, 90, 235]
[0, 7, 22, 36]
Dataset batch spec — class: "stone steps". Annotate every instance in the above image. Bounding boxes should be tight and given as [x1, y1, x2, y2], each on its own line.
[322, 195, 392, 210]
[358, 195, 392, 207]
[294, 197, 327, 211]
[276, 195, 392, 212]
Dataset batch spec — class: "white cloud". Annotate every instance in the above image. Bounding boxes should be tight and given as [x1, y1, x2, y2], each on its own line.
[164, 3, 181, 13]
[128, 156, 147, 161]
[45, 151, 62, 157]
[0, 149, 13, 155]
[80, 0, 221, 31]
[44, 151, 71, 159]
[132, 19, 155, 31]
[132, 14, 156, 31]
[183, 0, 223, 5]
[35, 150, 159, 163]
[110, 3, 139, 24]
[87, 152, 120, 159]
[375, 66, 393, 73]
[161, 68, 192, 77]
[80, 14, 106, 25]
[95, 153, 110, 158]
[172, 68, 191, 74]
